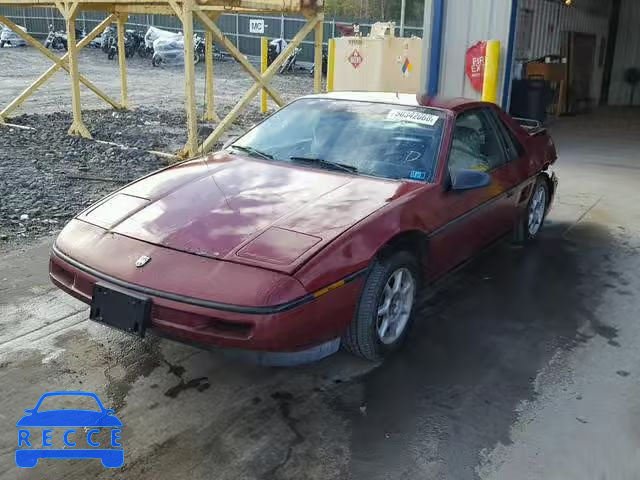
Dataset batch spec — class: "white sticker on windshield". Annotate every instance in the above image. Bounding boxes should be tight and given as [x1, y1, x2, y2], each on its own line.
[386, 109, 439, 126]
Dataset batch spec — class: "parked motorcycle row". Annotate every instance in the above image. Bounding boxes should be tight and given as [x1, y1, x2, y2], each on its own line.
[268, 38, 328, 76]
[92, 26, 233, 67]
[1, 20, 327, 76]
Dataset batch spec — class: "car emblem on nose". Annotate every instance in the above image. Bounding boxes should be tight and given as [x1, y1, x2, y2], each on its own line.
[135, 255, 151, 268]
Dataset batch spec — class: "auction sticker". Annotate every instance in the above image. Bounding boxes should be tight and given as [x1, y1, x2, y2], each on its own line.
[387, 110, 439, 126]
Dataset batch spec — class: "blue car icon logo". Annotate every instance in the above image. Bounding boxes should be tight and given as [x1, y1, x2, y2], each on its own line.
[16, 391, 123, 468]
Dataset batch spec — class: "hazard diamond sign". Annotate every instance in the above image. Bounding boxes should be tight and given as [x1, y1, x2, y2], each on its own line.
[348, 49, 364, 69]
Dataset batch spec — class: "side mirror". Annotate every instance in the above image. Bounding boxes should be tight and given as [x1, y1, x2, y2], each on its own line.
[105, 409, 115, 414]
[24, 409, 33, 414]
[450, 169, 491, 191]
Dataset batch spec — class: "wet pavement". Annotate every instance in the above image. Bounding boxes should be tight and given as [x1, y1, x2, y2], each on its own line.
[1, 109, 640, 479]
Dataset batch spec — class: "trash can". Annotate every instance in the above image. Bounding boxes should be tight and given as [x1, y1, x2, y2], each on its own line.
[509, 79, 550, 123]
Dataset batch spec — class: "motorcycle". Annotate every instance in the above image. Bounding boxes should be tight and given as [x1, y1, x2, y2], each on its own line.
[309, 46, 328, 76]
[125, 30, 144, 58]
[43, 24, 68, 50]
[194, 33, 205, 64]
[100, 25, 116, 54]
[267, 38, 287, 67]
[151, 33, 200, 67]
[213, 45, 231, 62]
[139, 26, 161, 58]
[107, 29, 144, 60]
[279, 47, 301, 74]
[0, 23, 27, 48]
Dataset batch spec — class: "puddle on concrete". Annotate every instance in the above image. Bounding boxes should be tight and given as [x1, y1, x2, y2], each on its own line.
[345, 222, 620, 480]
[52, 328, 163, 412]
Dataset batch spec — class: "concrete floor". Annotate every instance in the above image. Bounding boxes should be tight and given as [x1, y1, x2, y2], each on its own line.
[1, 108, 640, 479]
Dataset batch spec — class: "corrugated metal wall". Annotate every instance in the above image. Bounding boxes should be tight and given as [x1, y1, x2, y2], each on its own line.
[608, 0, 640, 106]
[517, 0, 609, 103]
[438, 0, 513, 103]
[519, 0, 608, 60]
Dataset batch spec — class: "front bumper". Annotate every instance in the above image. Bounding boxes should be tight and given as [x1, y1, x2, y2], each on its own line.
[49, 246, 363, 358]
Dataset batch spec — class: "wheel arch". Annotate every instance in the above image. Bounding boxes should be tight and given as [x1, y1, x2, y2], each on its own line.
[376, 229, 429, 277]
[539, 169, 555, 209]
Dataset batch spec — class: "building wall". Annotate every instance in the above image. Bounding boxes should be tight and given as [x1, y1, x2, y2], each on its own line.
[518, 0, 609, 103]
[608, 0, 640, 106]
[437, 0, 514, 104]
[434, 0, 607, 106]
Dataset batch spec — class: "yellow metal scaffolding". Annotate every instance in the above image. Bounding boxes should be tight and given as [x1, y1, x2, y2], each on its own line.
[0, 0, 325, 157]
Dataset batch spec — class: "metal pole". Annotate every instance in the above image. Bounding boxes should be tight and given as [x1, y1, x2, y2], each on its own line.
[327, 38, 336, 92]
[235, 14, 239, 47]
[482, 40, 501, 104]
[261, 36, 268, 113]
[420, 0, 444, 99]
[400, 0, 406, 37]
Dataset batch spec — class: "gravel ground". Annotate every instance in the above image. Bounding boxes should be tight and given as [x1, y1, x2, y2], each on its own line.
[0, 47, 316, 249]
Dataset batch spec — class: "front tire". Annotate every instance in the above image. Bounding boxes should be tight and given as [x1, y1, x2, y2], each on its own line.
[343, 251, 419, 361]
[514, 177, 549, 243]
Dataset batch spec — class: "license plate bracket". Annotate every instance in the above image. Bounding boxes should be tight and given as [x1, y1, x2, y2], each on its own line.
[90, 282, 151, 337]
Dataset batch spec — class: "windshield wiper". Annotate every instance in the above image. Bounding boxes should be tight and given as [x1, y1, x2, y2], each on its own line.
[289, 156, 358, 174]
[229, 145, 274, 160]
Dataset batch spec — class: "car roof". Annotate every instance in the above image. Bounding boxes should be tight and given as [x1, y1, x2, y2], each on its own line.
[301, 91, 486, 113]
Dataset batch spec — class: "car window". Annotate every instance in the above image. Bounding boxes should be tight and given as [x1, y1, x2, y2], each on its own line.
[484, 108, 524, 162]
[232, 98, 446, 182]
[37, 395, 102, 412]
[448, 110, 508, 174]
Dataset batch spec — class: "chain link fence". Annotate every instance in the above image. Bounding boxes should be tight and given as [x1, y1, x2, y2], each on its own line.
[0, 7, 423, 62]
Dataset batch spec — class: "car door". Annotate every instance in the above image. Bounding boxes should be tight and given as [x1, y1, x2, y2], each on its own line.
[484, 107, 536, 212]
[428, 108, 515, 278]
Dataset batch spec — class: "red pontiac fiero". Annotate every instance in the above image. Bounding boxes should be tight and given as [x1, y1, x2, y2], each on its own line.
[50, 92, 557, 364]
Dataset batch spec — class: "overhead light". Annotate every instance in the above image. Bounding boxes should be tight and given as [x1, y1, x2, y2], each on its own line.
[565, 0, 573, 5]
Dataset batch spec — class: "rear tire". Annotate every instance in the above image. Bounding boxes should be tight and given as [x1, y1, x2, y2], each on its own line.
[151, 54, 161, 67]
[343, 251, 420, 361]
[514, 176, 549, 243]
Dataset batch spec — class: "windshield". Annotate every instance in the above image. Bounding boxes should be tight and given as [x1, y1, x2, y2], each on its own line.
[36, 395, 102, 412]
[231, 98, 446, 182]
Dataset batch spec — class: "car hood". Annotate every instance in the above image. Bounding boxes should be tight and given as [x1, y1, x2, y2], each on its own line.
[78, 153, 410, 273]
